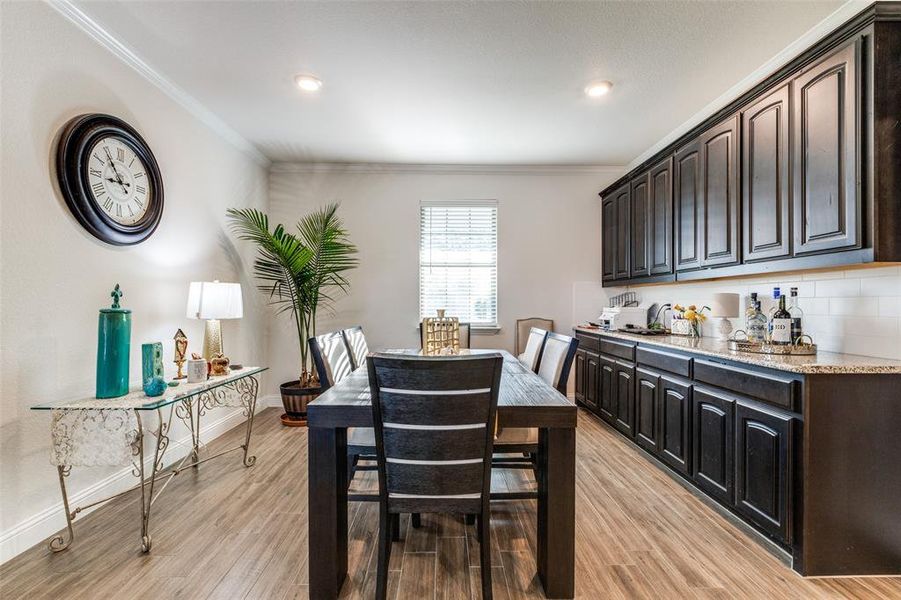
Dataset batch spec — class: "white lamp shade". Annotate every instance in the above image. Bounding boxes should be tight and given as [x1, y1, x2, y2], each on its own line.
[710, 292, 740, 318]
[186, 281, 243, 320]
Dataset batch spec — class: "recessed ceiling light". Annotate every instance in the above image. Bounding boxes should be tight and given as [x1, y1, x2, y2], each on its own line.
[585, 80, 613, 97]
[295, 74, 323, 92]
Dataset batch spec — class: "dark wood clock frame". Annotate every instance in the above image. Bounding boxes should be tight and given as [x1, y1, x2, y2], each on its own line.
[56, 113, 164, 246]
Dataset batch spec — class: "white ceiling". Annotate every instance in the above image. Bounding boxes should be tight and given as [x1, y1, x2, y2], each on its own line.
[72, 0, 845, 165]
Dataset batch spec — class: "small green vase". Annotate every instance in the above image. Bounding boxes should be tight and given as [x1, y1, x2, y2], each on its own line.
[96, 285, 132, 399]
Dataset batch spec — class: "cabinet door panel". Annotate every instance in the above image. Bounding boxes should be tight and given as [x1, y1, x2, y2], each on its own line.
[574, 350, 586, 404]
[659, 375, 692, 475]
[692, 386, 735, 505]
[602, 198, 616, 281]
[614, 185, 631, 279]
[735, 401, 795, 544]
[700, 116, 741, 267]
[793, 41, 860, 255]
[674, 142, 701, 271]
[584, 351, 600, 413]
[599, 355, 616, 424]
[649, 158, 674, 275]
[631, 174, 650, 277]
[743, 84, 791, 262]
[635, 368, 660, 453]
[614, 361, 635, 437]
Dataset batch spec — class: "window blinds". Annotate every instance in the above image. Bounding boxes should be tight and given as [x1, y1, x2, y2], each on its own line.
[419, 201, 498, 327]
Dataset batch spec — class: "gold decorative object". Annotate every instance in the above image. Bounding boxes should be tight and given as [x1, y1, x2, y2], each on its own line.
[173, 329, 188, 379]
[210, 353, 230, 377]
[422, 309, 460, 356]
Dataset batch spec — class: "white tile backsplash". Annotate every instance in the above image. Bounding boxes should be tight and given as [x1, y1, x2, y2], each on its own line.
[619, 267, 901, 360]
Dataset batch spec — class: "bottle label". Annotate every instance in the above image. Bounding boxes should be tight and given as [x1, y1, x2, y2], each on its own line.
[772, 318, 792, 343]
[791, 318, 802, 342]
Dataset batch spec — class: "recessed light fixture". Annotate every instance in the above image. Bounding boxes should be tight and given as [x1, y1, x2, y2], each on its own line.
[585, 80, 613, 97]
[294, 74, 323, 92]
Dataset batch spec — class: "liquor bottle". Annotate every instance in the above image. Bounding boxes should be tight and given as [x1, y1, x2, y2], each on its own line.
[767, 287, 781, 339]
[748, 300, 768, 343]
[770, 292, 792, 345]
[788, 287, 803, 342]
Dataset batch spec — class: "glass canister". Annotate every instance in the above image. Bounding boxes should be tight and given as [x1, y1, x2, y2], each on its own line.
[96, 285, 131, 398]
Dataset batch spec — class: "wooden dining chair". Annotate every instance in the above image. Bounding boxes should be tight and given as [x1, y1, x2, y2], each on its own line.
[514, 317, 553, 355]
[493, 332, 579, 476]
[517, 327, 548, 372]
[419, 322, 471, 350]
[367, 352, 503, 600]
[341, 325, 370, 369]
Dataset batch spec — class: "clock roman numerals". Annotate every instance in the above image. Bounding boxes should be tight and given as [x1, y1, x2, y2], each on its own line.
[92, 182, 106, 196]
[116, 147, 125, 161]
[103, 198, 114, 211]
[89, 168, 102, 178]
[136, 185, 146, 195]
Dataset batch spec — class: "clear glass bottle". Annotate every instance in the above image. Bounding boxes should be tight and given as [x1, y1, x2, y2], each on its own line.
[771, 293, 793, 345]
[788, 287, 803, 343]
[748, 300, 768, 343]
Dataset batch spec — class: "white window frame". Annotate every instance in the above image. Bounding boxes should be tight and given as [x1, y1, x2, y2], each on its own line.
[419, 199, 499, 332]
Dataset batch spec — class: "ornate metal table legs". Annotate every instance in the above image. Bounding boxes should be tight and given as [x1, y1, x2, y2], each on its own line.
[49, 466, 74, 552]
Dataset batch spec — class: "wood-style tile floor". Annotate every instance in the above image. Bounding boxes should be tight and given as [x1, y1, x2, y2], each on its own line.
[2, 407, 900, 599]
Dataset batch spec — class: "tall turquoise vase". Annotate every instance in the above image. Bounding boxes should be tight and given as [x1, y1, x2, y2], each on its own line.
[96, 284, 131, 399]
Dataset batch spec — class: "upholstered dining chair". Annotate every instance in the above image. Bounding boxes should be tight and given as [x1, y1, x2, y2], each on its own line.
[367, 352, 503, 600]
[419, 322, 471, 350]
[514, 317, 553, 355]
[341, 325, 370, 369]
[517, 327, 548, 372]
[493, 331, 579, 476]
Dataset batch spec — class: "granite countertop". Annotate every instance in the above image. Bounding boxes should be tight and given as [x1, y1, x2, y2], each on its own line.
[572, 326, 901, 375]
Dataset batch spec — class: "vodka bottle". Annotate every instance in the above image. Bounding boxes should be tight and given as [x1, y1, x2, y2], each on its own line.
[771, 293, 792, 345]
[788, 287, 803, 343]
[748, 300, 768, 343]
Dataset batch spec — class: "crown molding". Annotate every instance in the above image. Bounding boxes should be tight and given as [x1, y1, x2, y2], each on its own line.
[45, 0, 270, 167]
[626, 0, 874, 171]
[269, 162, 625, 176]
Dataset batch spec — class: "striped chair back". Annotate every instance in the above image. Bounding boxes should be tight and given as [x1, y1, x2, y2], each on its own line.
[342, 326, 370, 369]
[536, 332, 579, 394]
[309, 331, 354, 391]
[367, 353, 503, 514]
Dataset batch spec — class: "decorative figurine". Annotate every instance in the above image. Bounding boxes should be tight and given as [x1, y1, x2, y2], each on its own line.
[173, 328, 188, 379]
[97, 284, 131, 399]
[210, 353, 230, 376]
[143, 376, 167, 397]
[142, 342, 166, 396]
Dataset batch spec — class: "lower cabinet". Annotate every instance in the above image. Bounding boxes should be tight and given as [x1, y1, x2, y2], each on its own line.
[692, 386, 735, 506]
[735, 400, 795, 544]
[574, 349, 586, 405]
[599, 355, 617, 424]
[613, 361, 635, 437]
[584, 350, 600, 414]
[635, 368, 660, 453]
[658, 375, 692, 476]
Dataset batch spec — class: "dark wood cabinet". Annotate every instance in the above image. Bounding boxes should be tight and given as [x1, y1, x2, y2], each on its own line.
[601, 198, 616, 281]
[598, 354, 616, 424]
[584, 350, 600, 414]
[614, 185, 631, 279]
[658, 375, 692, 476]
[635, 368, 660, 453]
[573, 349, 586, 405]
[700, 116, 741, 267]
[735, 400, 795, 544]
[613, 361, 635, 437]
[674, 140, 702, 272]
[631, 173, 650, 278]
[692, 386, 735, 506]
[649, 158, 674, 275]
[743, 84, 791, 262]
[792, 41, 860, 256]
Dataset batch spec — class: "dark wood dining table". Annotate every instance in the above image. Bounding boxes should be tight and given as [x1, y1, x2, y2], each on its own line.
[307, 349, 578, 599]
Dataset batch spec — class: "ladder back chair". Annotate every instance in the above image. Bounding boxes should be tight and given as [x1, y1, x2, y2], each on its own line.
[367, 353, 504, 600]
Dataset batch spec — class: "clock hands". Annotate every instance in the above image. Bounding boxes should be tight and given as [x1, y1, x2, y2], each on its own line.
[103, 147, 129, 195]
[105, 177, 130, 187]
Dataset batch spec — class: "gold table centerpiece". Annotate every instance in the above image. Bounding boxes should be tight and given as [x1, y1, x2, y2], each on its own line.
[422, 309, 460, 355]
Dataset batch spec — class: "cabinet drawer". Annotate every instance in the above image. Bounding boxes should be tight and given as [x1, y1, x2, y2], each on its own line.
[599, 337, 636, 361]
[693, 359, 798, 410]
[637, 346, 692, 378]
[575, 333, 600, 353]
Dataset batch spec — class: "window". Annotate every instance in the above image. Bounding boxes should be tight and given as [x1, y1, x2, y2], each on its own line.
[419, 201, 498, 328]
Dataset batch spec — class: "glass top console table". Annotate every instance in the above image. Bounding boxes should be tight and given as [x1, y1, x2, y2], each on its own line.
[31, 367, 267, 553]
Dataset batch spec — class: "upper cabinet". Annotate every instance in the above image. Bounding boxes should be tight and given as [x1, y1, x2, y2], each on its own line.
[699, 116, 741, 267]
[599, 8, 901, 288]
[792, 41, 860, 255]
[743, 85, 791, 262]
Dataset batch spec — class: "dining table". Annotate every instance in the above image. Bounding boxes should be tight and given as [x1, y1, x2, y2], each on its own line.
[307, 349, 578, 599]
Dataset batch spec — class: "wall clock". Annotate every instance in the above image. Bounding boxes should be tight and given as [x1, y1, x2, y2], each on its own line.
[56, 114, 164, 245]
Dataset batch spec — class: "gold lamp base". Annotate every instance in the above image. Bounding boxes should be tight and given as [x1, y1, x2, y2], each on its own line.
[202, 319, 223, 360]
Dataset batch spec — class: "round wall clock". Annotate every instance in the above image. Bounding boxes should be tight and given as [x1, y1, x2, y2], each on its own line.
[56, 114, 164, 245]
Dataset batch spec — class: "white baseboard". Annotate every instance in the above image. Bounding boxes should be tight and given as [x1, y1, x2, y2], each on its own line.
[261, 393, 282, 409]
[0, 402, 267, 564]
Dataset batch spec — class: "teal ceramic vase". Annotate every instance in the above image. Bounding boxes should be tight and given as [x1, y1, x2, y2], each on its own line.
[142, 342, 165, 396]
[96, 284, 131, 399]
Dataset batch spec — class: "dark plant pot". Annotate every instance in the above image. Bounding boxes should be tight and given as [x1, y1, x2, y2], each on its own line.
[279, 380, 320, 427]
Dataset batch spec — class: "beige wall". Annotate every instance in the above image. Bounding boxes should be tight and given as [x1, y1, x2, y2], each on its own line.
[0, 1, 269, 560]
[268, 164, 622, 386]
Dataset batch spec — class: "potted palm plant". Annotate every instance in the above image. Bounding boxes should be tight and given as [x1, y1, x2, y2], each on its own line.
[227, 203, 358, 426]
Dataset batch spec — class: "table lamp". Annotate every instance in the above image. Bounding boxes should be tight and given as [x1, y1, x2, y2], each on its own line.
[710, 292, 740, 340]
[186, 281, 243, 359]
